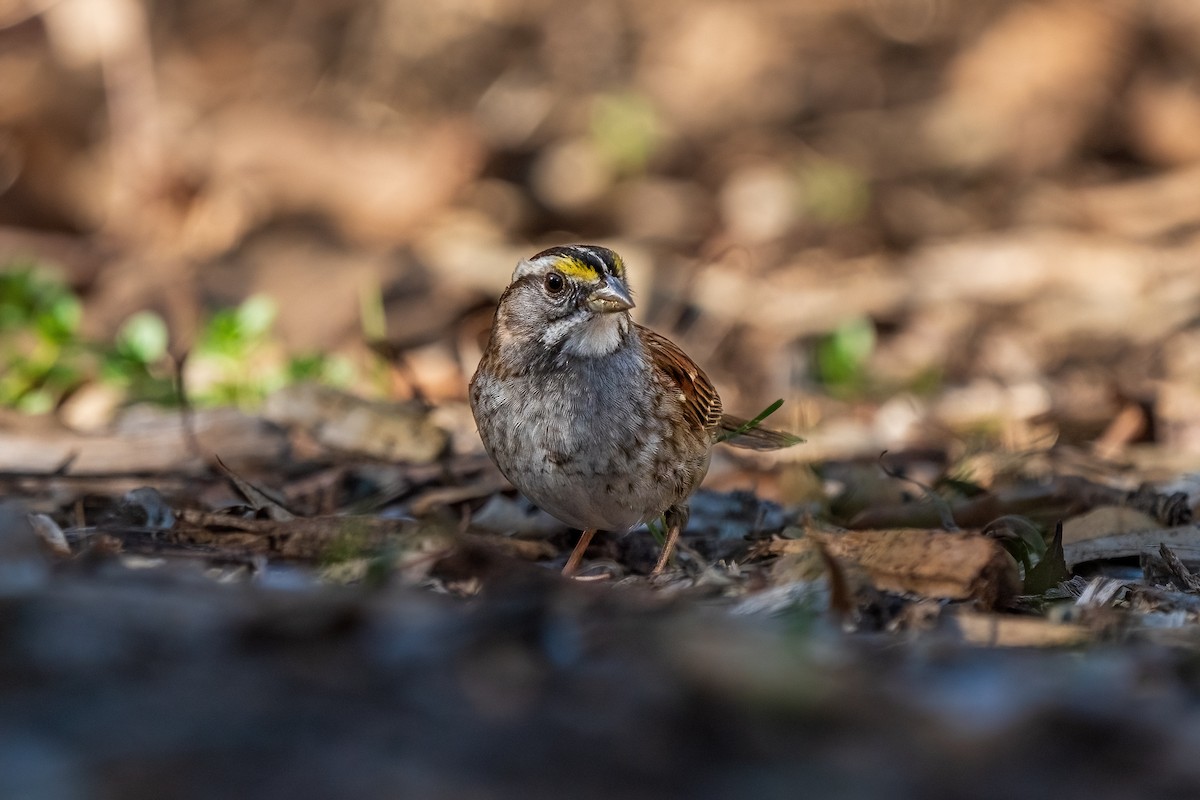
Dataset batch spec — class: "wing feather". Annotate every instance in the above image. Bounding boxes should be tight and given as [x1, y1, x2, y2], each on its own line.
[637, 325, 723, 434]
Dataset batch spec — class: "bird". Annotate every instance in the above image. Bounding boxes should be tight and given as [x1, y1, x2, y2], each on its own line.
[469, 244, 800, 576]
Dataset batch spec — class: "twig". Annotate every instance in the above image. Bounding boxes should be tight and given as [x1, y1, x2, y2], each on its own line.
[877, 450, 958, 531]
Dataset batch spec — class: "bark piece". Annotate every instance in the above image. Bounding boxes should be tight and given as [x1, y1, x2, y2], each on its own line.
[0, 406, 288, 474]
[773, 528, 1020, 608]
[1064, 524, 1200, 568]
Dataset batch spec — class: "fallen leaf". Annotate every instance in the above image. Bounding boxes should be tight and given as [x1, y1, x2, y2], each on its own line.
[1024, 521, 1070, 596]
[950, 609, 1090, 648]
[806, 527, 1020, 608]
[1062, 506, 1162, 545]
[1064, 524, 1200, 568]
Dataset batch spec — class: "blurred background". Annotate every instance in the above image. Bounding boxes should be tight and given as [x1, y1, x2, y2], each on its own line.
[3, 0, 1200, 475]
[7, 7, 1200, 794]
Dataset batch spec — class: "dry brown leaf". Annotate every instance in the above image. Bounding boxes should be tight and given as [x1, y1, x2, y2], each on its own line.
[949, 610, 1091, 648]
[460, 533, 556, 561]
[1047, 165, 1200, 240]
[1093, 403, 1148, 461]
[1062, 506, 1161, 545]
[927, 0, 1131, 173]
[804, 528, 1020, 608]
[1127, 73, 1200, 166]
[189, 112, 484, 253]
[691, 254, 905, 339]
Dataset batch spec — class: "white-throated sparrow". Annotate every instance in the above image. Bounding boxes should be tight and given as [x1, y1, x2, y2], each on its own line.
[470, 245, 799, 576]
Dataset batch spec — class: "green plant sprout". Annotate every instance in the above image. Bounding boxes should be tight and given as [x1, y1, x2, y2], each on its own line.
[0, 262, 367, 412]
[717, 398, 801, 445]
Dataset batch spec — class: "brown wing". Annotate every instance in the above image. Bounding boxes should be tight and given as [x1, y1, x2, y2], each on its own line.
[637, 325, 723, 434]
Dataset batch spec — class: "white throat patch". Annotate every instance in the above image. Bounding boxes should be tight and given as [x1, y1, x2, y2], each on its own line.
[545, 312, 627, 358]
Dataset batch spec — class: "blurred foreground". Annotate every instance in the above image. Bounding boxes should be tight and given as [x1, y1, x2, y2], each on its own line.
[4, 507, 1200, 800]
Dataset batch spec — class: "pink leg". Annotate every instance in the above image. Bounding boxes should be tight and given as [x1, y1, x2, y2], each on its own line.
[650, 524, 680, 576]
[562, 528, 597, 576]
[651, 505, 689, 576]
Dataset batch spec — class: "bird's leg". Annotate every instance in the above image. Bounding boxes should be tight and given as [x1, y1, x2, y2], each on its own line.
[651, 504, 689, 576]
[562, 528, 597, 576]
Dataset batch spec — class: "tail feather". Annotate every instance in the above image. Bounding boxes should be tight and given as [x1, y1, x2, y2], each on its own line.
[717, 414, 804, 451]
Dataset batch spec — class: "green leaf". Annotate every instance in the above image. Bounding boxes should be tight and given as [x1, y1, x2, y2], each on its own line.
[0, 265, 80, 342]
[117, 311, 169, 365]
[798, 159, 870, 224]
[983, 515, 1045, 574]
[718, 398, 786, 443]
[646, 516, 667, 546]
[37, 293, 81, 343]
[359, 283, 386, 342]
[938, 477, 987, 498]
[236, 294, 277, 339]
[815, 317, 875, 392]
[199, 295, 277, 357]
[1024, 521, 1070, 596]
[590, 91, 660, 174]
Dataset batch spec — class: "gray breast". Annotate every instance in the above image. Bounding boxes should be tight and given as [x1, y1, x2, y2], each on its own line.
[473, 346, 682, 532]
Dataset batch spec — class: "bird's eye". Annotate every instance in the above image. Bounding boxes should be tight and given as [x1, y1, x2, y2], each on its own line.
[544, 271, 566, 295]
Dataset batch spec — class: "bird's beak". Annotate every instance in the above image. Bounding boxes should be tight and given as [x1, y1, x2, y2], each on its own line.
[587, 279, 635, 313]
